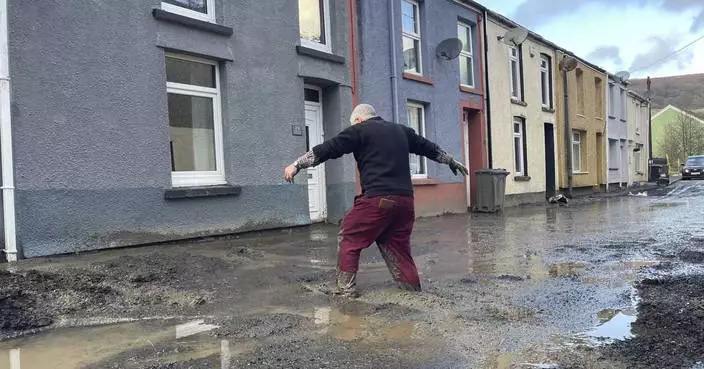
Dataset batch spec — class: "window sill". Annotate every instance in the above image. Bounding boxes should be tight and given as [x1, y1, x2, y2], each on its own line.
[542, 107, 555, 113]
[164, 185, 242, 200]
[609, 168, 619, 171]
[412, 178, 440, 186]
[573, 171, 589, 175]
[514, 176, 531, 182]
[460, 85, 480, 94]
[511, 99, 527, 107]
[296, 46, 345, 64]
[608, 115, 617, 120]
[152, 8, 233, 36]
[576, 114, 585, 118]
[595, 117, 603, 121]
[620, 118, 627, 123]
[636, 171, 644, 175]
[403, 72, 433, 85]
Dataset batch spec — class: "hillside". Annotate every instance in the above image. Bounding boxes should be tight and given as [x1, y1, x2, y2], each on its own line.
[629, 74, 704, 110]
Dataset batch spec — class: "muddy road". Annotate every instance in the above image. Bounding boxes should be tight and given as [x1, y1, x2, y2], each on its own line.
[1, 180, 704, 368]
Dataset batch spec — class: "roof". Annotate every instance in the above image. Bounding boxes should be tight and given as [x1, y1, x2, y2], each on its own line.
[456, 0, 606, 75]
[652, 105, 704, 124]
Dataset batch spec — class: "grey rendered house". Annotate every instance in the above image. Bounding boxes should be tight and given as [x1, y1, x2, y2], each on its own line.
[606, 75, 630, 187]
[356, 0, 487, 216]
[1, 0, 356, 259]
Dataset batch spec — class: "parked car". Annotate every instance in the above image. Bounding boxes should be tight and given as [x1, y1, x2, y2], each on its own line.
[682, 155, 704, 180]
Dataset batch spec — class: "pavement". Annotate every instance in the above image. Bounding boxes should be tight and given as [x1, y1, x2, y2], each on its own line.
[1, 180, 704, 368]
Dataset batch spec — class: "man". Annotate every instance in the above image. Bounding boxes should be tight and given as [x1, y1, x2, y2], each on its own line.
[284, 104, 467, 297]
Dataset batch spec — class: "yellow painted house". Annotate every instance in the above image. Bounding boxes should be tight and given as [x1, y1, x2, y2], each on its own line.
[555, 51, 608, 194]
[486, 13, 559, 205]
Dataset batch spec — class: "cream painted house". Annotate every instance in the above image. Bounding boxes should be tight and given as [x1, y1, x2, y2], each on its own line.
[627, 91, 650, 184]
[486, 13, 559, 205]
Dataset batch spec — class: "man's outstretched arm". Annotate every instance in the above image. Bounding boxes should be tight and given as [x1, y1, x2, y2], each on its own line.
[284, 126, 360, 182]
[403, 126, 468, 176]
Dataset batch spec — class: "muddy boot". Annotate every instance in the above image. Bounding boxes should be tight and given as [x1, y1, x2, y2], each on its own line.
[333, 271, 360, 298]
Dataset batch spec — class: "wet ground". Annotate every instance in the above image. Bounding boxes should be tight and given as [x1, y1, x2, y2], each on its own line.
[1, 180, 704, 368]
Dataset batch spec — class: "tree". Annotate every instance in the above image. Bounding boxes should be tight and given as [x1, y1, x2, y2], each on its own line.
[658, 109, 704, 168]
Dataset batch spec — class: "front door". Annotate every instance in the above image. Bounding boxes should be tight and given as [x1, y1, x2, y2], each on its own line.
[463, 108, 483, 209]
[544, 123, 556, 197]
[304, 92, 327, 223]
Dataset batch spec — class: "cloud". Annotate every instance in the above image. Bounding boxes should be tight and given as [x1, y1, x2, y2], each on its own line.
[629, 35, 695, 74]
[586, 46, 623, 65]
[512, 0, 704, 30]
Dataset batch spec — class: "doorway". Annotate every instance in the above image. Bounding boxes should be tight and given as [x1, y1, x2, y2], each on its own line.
[304, 86, 327, 223]
[463, 108, 483, 209]
[544, 123, 556, 197]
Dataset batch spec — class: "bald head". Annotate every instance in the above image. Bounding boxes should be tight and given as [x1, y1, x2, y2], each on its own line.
[350, 104, 377, 125]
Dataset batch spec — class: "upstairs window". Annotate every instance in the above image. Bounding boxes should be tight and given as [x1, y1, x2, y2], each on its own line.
[458, 23, 474, 87]
[539, 54, 552, 108]
[402, 0, 422, 74]
[509, 46, 523, 101]
[299, 0, 332, 52]
[162, 0, 215, 22]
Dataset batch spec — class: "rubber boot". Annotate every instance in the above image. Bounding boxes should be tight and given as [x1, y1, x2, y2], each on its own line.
[334, 271, 359, 298]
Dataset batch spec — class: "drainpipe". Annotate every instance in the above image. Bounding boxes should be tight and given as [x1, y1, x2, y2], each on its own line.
[563, 65, 573, 198]
[388, 0, 399, 122]
[0, 0, 17, 262]
[482, 9, 492, 168]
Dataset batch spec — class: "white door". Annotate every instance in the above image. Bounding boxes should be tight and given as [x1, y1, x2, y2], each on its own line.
[305, 100, 327, 223]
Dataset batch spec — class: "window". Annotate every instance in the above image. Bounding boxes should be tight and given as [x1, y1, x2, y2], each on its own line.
[299, 0, 331, 52]
[539, 54, 552, 108]
[407, 102, 427, 177]
[608, 83, 616, 117]
[509, 46, 523, 101]
[572, 131, 583, 173]
[161, 0, 215, 22]
[594, 77, 603, 116]
[576, 68, 584, 115]
[166, 54, 225, 187]
[619, 88, 627, 121]
[402, 0, 422, 74]
[634, 145, 642, 172]
[513, 117, 527, 176]
[458, 22, 474, 87]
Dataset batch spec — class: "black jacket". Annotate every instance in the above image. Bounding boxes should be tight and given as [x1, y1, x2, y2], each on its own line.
[312, 117, 443, 197]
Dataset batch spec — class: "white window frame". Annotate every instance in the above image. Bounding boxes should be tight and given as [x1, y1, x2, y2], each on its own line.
[513, 118, 525, 176]
[299, 0, 332, 53]
[634, 146, 642, 173]
[539, 55, 550, 108]
[407, 102, 427, 179]
[402, 0, 422, 75]
[572, 131, 582, 173]
[161, 0, 215, 23]
[509, 46, 522, 101]
[620, 88, 627, 121]
[458, 22, 474, 88]
[608, 83, 616, 117]
[166, 53, 225, 188]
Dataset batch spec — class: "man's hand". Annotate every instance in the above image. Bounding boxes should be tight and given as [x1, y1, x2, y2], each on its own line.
[448, 159, 468, 176]
[284, 164, 299, 183]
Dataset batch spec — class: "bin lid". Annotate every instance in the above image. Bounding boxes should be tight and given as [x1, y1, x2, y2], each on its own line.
[475, 168, 510, 175]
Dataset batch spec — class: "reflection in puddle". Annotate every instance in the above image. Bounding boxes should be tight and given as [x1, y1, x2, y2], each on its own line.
[0, 319, 232, 369]
[312, 303, 416, 343]
[548, 262, 585, 278]
[587, 311, 635, 341]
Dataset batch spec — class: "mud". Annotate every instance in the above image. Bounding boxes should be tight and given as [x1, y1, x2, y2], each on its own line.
[1, 180, 704, 368]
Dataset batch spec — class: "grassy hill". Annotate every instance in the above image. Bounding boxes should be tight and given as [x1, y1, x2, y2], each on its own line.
[630, 74, 704, 110]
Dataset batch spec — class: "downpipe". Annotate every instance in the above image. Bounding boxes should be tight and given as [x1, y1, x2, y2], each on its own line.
[0, 0, 17, 262]
[388, 0, 399, 122]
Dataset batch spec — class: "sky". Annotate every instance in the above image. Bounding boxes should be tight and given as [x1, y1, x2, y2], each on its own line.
[473, 0, 704, 78]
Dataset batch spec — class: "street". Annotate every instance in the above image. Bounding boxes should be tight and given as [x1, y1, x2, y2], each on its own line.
[2, 180, 704, 368]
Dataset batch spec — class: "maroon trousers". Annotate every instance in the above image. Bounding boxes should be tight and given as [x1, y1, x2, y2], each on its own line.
[337, 195, 420, 291]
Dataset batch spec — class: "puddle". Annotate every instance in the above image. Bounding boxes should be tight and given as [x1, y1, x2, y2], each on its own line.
[586, 310, 636, 342]
[312, 302, 418, 343]
[548, 262, 585, 278]
[0, 319, 235, 369]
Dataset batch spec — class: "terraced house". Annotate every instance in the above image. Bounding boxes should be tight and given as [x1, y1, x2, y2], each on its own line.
[555, 52, 608, 195]
[484, 12, 559, 205]
[356, 0, 487, 215]
[1, 0, 357, 259]
[606, 76, 631, 188]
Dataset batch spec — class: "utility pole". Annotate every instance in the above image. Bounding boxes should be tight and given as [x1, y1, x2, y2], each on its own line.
[647, 76, 653, 181]
[560, 55, 577, 198]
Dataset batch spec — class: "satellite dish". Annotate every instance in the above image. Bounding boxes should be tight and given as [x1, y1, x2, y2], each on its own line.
[436, 38, 463, 60]
[559, 56, 578, 72]
[498, 27, 528, 46]
[615, 71, 630, 82]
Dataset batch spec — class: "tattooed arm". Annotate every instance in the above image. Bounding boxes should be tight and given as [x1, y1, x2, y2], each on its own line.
[402, 126, 469, 176]
[284, 126, 361, 182]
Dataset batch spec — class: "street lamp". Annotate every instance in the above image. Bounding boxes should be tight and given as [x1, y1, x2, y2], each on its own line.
[560, 55, 578, 198]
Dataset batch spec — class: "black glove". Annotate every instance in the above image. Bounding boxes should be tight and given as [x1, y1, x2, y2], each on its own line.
[448, 158, 468, 176]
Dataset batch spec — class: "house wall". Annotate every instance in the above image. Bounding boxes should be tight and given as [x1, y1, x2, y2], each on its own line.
[555, 51, 607, 190]
[628, 93, 649, 184]
[486, 18, 557, 204]
[357, 0, 485, 216]
[8, 0, 355, 257]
